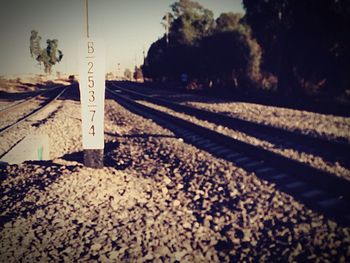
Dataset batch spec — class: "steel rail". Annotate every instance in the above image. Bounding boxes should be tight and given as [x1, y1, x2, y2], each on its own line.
[0, 85, 69, 136]
[109, 82, 350, 167]
[106, 86, 350, 226]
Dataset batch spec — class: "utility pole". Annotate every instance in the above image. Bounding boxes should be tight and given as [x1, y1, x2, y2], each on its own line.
[143, 46, 145, 65]
[165, 13, 169, 45]
[117, 63, 120, 79]
[162, 13, 170, 45]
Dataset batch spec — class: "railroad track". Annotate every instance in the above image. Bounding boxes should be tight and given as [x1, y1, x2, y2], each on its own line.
[108, 82, 350, 171]
[0, 85, 64, 113]
[106, 85, 350, 227]
[0, 84, 70, 136]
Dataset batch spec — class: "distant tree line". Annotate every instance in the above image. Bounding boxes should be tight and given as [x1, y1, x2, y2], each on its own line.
[142, 0, 350, 97]
[244, 0, 350, 96]
[142, 0, 261, 91]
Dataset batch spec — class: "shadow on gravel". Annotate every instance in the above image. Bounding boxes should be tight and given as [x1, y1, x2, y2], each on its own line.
[115, 81, 350, 117]
[113, 95, 350, 227]
[62, 132, 175, 170]
[0, 160, 76, 229]
[0, 90, 39, 100]
[0, 80, 66, 100]
[61, 151, 84, 164]
[105, 131, 176, 139]
[32, 105, 64, 127]
[61, 140, 133, 170]
[57, 82, 80, 101]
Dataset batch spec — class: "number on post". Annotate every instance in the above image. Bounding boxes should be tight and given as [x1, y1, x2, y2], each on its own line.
[88, 62, 94, 74]
[89, 90, 95, 102]
[90, 110, 96, 122]
[89, 125, 95, 136]
[88, 76, 94, 88]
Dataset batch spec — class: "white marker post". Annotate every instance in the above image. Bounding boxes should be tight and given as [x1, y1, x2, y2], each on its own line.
[79, 0, 105, 168]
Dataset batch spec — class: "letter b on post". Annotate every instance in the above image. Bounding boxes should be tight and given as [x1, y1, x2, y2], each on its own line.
[88, 41, 94, 54]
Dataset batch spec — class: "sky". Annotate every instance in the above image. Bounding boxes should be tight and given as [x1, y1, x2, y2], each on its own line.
[0, 0, 244, 76]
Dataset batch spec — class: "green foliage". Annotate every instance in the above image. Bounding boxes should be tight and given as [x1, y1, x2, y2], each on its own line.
[29, 30, 63, 74]
[144, 0, 350, 98]
[169, 0, 214, 46]
[133, 66, 143, 81]
[213, 12, 262, 85]
[30, 30, 42, 58]
[243, 0, 350, 96]
[199, 29, 261, 87]
[142, 38, 167, 81]
[215, 12, 243, 32]
[143, 0, 262, 90]
[124, 68, 132, 80]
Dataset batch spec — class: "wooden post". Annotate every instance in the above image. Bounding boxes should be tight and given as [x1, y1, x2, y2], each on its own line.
[84, 149, 103, 168]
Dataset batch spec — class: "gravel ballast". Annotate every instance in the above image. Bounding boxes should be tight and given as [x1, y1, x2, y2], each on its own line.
[0, 88, 350, 262]
[114, 83, 350, 143]
[183, 99, 350, 143]
[137, 99, 350, 181]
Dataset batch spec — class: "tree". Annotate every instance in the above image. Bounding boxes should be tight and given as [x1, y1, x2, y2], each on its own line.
[212, 12, 262, 86]
[106, 72, 114, 80]
[243, 0, 350, 96]
[143, 1, 262, 90]
[30, 30, 41, 58]
[124, 68, 132, 80]
[133, 66, 143, 81]
[142, 38, 168, 81]
[199, 29, 261, 88]
[162, 12, 174, 44]
[215, 12, 243, 33]
[169, 0, 214, 46]
[29, 30, 63, 74]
